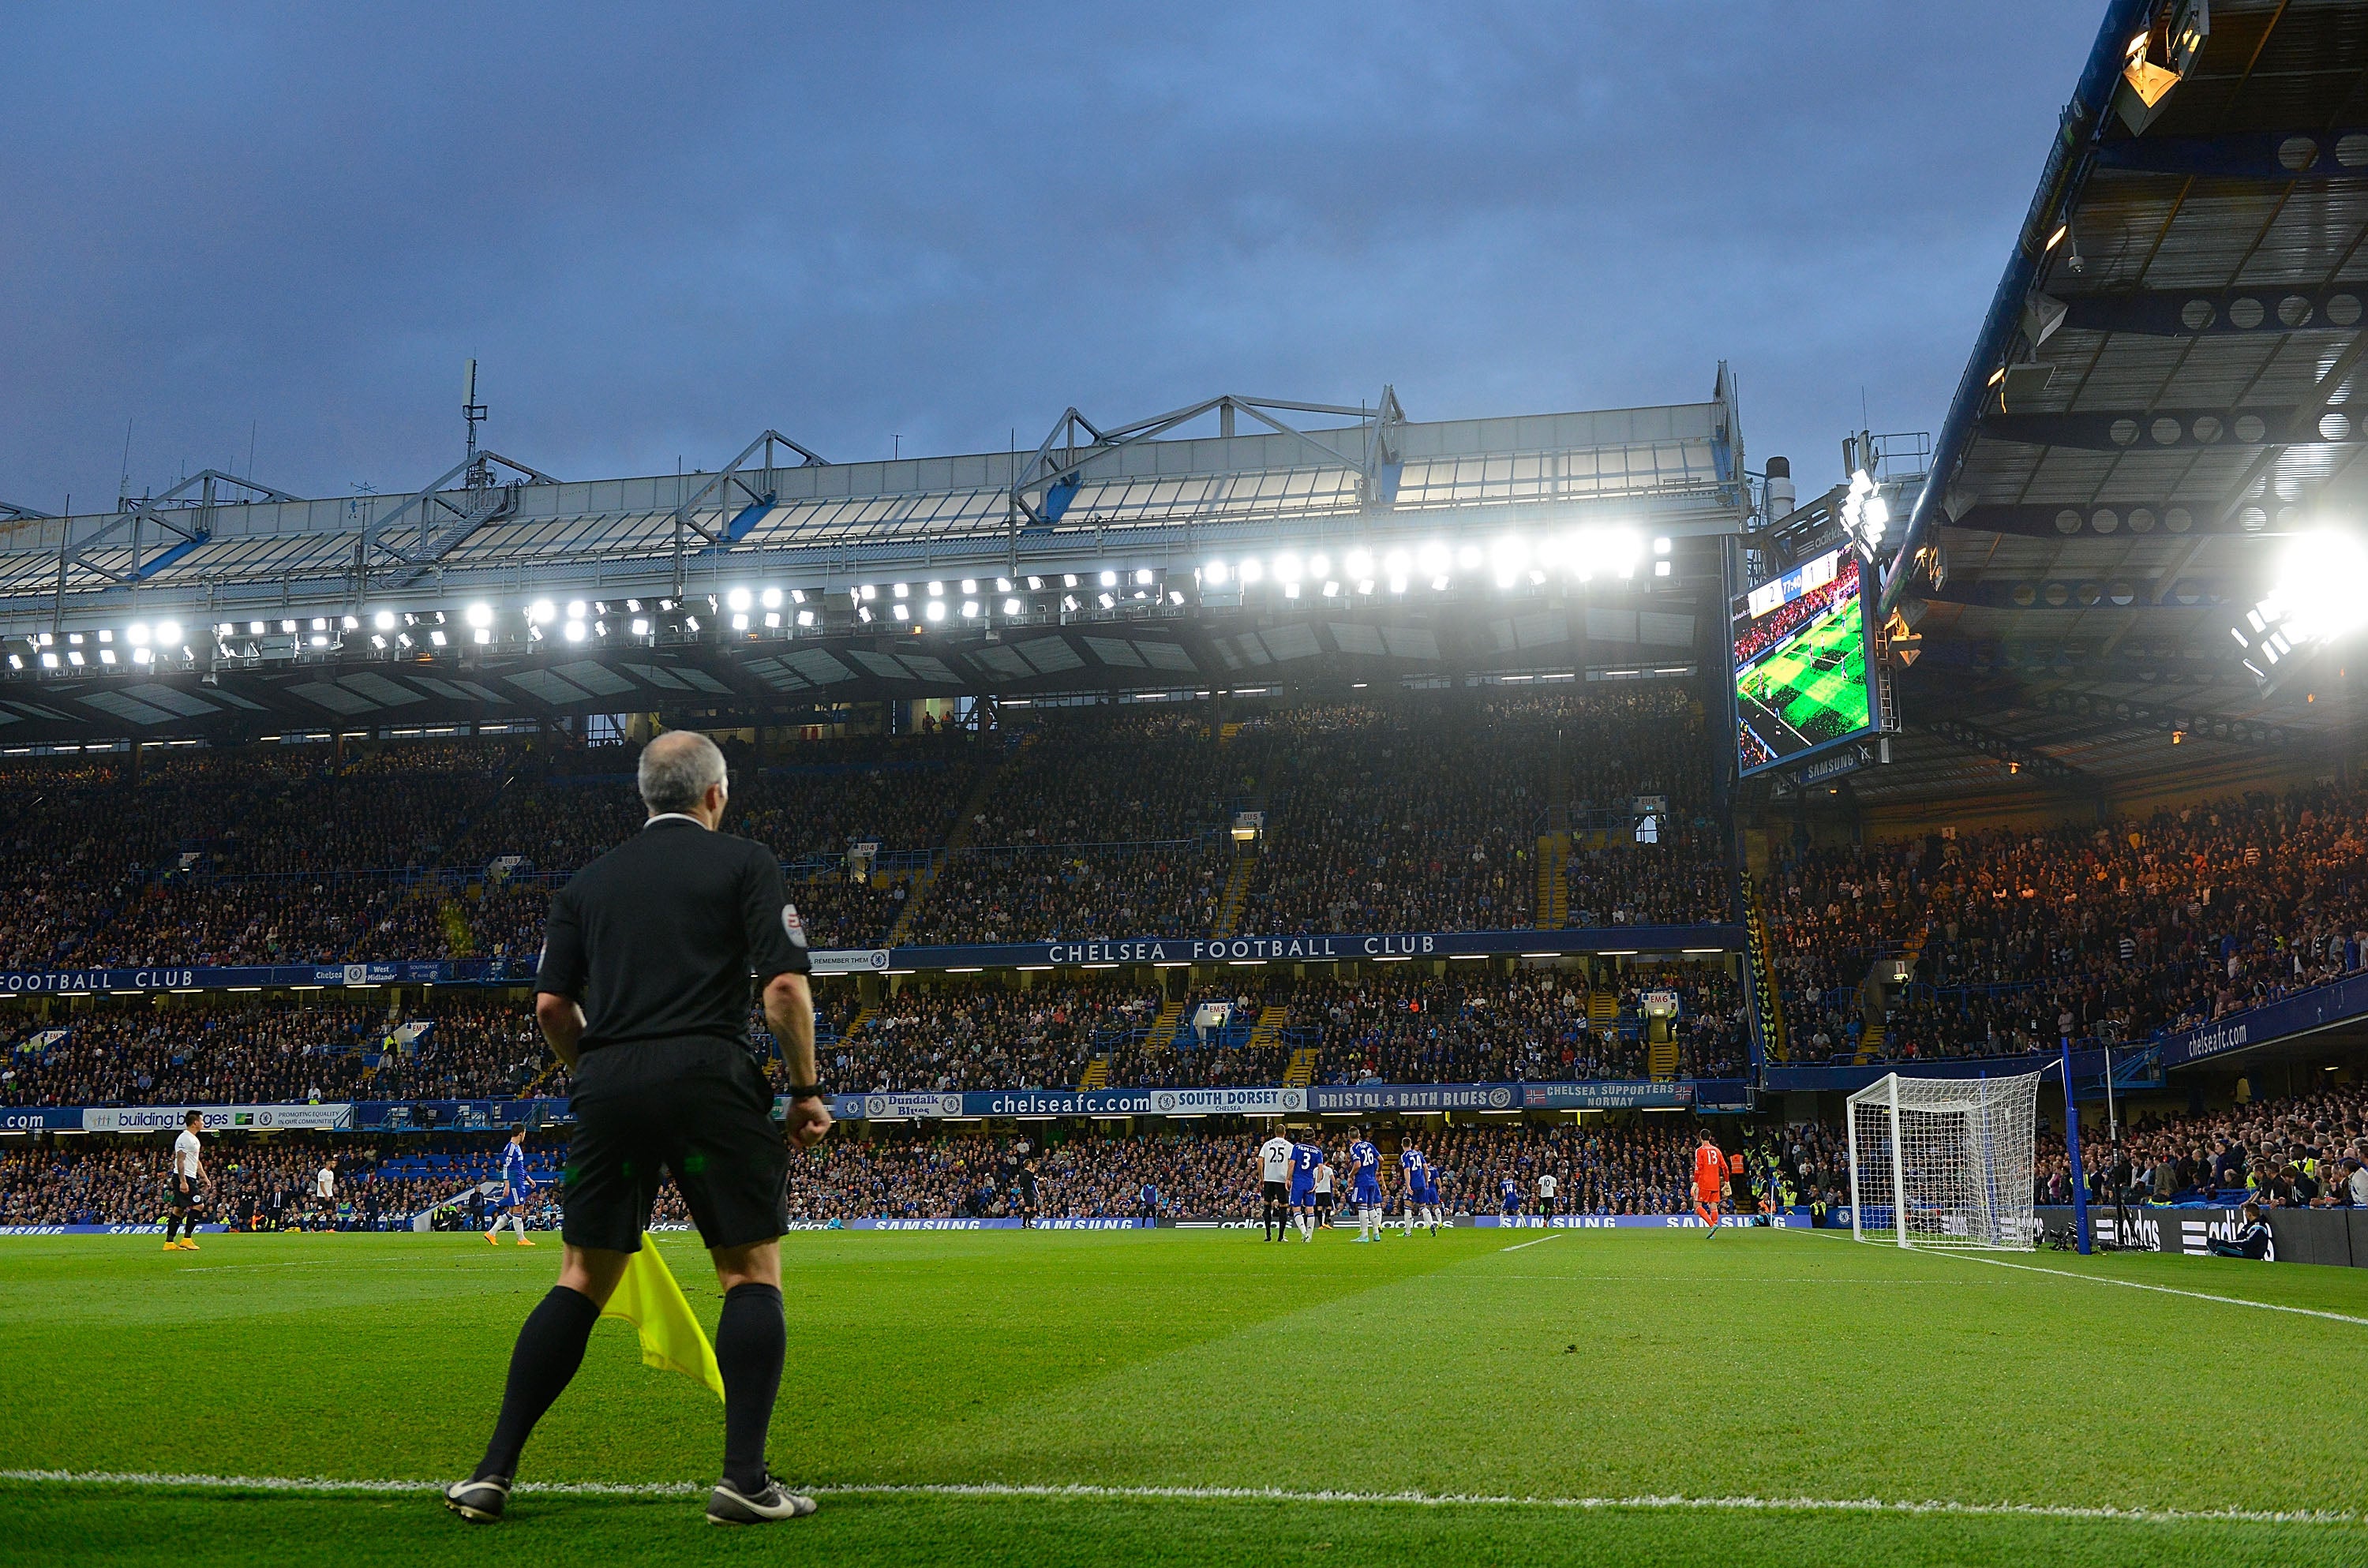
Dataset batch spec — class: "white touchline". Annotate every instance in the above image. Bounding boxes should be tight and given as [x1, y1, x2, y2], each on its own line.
[1953, 1254, 2368, 1327]
[1788, 1227, 2368, 1328]
[0, 1471, 2354, 1528]
[1499, 1232, 1564, 1253]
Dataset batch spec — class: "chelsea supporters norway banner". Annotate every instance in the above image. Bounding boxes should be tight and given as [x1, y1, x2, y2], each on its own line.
[81, 1102, 355, 1133]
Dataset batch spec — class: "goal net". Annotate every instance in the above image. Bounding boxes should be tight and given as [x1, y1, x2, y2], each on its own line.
[1847, 1071, 2040, 1250]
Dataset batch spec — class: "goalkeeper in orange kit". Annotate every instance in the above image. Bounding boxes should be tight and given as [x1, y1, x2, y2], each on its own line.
[1692, 1131, 1726, 1236]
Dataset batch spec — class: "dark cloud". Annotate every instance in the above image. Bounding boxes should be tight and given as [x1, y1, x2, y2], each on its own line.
[0, 2, 2097, 511]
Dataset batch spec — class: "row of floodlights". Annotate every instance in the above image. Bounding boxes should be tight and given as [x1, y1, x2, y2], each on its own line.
[9, 622, 192, 671]
[1198, 530, 1673, 596]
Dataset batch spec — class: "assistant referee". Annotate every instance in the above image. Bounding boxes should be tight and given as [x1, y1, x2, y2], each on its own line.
[446, 729, 832, 1528]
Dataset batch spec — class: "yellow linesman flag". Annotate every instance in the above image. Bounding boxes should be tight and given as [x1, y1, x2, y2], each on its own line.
[598, 1233, 724, 1400]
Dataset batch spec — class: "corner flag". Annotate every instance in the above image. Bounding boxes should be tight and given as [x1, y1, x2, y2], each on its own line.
[598, 1234, 724, 1400]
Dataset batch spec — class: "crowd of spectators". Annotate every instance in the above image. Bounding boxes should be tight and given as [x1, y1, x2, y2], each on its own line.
[0, 994, 556, 1107]
[2034, 1082, 2368, 1210]
[1767, 782, 2368, 1065]
[830, 979, 1160, 1092]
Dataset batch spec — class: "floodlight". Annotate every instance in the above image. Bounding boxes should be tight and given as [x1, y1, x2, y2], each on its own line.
[342, 616, 358, 631]
[925, 600, 946, 622]
[1654, 559, 1672, 578]
[466, 602, 493, 628]
[1382, 548, 1411, 578]
[1027, 576, 1044, 590]
[564, 620, 586, 642]
[928, 581, 944, 597]
[311, 617, 328, 631]
[474, 628, 493, 645]
[893, 582, 909, 599]
[1309, 552, 1331, 577]
[1239, 558, 1265, 584]
[860, 584, 878, 601]
[791, 589, 806, 604]
[857, 606, 873, 623]
[127, 623, 150, 646]
[245, 621, 264, 635]
[1457, 544, 1482, 571]
[429, 630, 448, 647]
[527, 600, 555, 625]
[1417, 541, 1450, 576]
[1062, 594, 1080, 612]
[1322, 581, 1340, 597]
[796, 610, 815, 627]
[1274, 552, 1303, 583]
[1344, 548, 1374, 578]
[731, 613, 749, 631]
[631, 618, 651, 636]
[1098, 592, 1115, 609]
[39, 652, 58, 668]
[155, 620, 182, 644]
[1204, 561, 1229, 585]
[1135, 568, 1153, 586]
[99, 649, 116, 665]
[66, 650, 84, 666]
[135, 646, 155, 663]
[763, 612, 781, 628]
[892, 604, 910, 621]
[2266, 530, 2368, 647]
[1100, 570, 1118, 587]
[1654, 536, 1672, 555]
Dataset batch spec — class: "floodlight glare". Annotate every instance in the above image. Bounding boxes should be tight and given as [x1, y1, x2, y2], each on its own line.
[1203, 560, 1229, 585]
[796, 610, 815, 627]
[373, 610, 395, 631]
[527, 600, 556, 625]
[1417, 541, 1450, 576]
[474, 627, 493, 645]
[1239, 557, 1265, 584]
[725, 587, 751, 612]
[1098, 592, 1115, 608]
[127, 623, 151, 646]
[465, 602, 493, 629]
[429, 630, 448, 647]
[155, 620, 182, 645]
[1099, 570, 1117, 588]
[1382, 548, 1412, 578]
[1322, 580, 1340, 597]
[1274, 552, 1303, 583]
[927, 581, 944, 597]
[893, 582, 910, 599]
[2266, 529, 2368, 647]
[1456, 544, 1482, 571]
[924, 600, 946, 621]
[1135, 568, 1153, 586]
[1309, 552, 1331, 577]
[961, 600, 980, 618]
[564, 620, 587, 642]
[1654, 536, 1672, 555]
[731, 613, 749, 631]
[892, 603, 910, 621]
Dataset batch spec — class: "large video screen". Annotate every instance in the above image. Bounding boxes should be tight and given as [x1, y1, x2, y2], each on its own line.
[1733, 546, 1875, 775]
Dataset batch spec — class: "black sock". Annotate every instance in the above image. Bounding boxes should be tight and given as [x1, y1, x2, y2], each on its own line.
[716, 1282, 785, 1493]
[474, 1285, 601, 1482]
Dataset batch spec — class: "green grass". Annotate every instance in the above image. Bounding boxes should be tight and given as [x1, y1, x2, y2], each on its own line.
[1737, 593, 1871, 750]
[3, 1227, 2366, 1566]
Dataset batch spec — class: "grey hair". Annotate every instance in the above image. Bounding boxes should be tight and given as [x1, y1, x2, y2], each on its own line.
[638, 730, 728, 815]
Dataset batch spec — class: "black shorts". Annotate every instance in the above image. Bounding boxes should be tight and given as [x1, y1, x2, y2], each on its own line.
[1263, 1179, 1287, 1202]
[562, 1041, 788, 1253]
[1314, 1192, 1334, 1211]
[170, 1181, 197, 1210]
[1538, 1199, 1556, 1217]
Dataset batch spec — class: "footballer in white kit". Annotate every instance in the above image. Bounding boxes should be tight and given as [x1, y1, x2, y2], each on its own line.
[1256, 1132, 1295, 1241]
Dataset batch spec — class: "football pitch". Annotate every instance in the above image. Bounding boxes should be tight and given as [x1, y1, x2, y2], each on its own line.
[4, 1228, 2366, 1567]
[1737, 599, 1870, 759]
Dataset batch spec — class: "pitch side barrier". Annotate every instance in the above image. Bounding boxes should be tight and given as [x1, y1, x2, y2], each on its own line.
[0, 924, 1742, 997]
[2036, 1203, 2368, 1269]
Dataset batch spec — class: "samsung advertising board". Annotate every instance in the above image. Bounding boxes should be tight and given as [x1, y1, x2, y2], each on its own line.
[1733, 546, 1879, 777]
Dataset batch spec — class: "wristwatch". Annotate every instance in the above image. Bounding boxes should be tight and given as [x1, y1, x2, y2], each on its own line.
[785, 1085, 828, 1102]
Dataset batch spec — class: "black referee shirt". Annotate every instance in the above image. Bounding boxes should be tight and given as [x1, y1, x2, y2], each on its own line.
[534, 815, 812, 1053]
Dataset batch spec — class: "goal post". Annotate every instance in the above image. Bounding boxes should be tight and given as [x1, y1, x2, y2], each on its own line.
[1845, 1071, 2041, 1251]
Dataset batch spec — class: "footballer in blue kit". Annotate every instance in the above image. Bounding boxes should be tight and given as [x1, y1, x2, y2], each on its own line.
[486, 1127, 537, 1247]
[1397, 1142, 1436, 1237]
[1348, 1132, 1383, 1241]
[1288, 1140, 1322, 1241]
[1499, 1173, 1520, 1222]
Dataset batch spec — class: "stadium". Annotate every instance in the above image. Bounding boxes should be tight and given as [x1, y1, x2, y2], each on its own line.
[6, 2, 2368, 1563]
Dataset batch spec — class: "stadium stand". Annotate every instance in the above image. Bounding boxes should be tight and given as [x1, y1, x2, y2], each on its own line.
[1765, 782, 2368, 1065]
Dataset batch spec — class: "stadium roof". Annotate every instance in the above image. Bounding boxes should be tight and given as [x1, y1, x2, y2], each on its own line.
[0, 382, 1746, 744]
[1864, 0, 2368, 804]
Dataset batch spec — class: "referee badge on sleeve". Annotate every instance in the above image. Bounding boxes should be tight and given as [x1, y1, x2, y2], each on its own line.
[781, 903, 808, 949]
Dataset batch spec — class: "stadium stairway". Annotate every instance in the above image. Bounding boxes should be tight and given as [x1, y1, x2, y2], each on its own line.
[1534, 831, 1570, 928]
[1076, 1055, 1111, 1091]
[1146, 996, 1185, 1050]
[1283, 1046, 1319, 1088]
[884, 735, 1021, 946]
[1647, 1035, 1680, 1081]
[1586, 986, 1620, 1031]
[1246, 1004, 1288, 1053]
[438, 894, 474, 958]
[1212, 851, 1257, 937]
[1740, 869, 1789, 1061]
